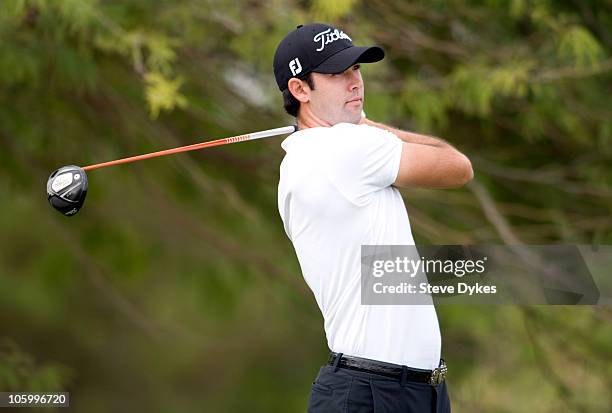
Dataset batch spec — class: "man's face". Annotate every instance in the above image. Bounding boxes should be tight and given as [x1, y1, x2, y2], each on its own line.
[308, 64, 364, 125]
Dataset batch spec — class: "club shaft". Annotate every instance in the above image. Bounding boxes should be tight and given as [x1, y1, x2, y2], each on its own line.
[82, 125, 296, 172]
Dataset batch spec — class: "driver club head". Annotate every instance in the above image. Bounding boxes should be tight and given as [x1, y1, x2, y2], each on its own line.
[47, 165, 88, 217]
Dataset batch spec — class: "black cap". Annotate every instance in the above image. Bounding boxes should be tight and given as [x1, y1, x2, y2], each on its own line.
[273, 23, 385, 91]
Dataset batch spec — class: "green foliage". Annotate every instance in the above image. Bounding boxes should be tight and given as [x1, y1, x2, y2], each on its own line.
[401, 79, 449, 130]
[145, 33, 179, 74]
[311, 0, 359, 20]
[144, 72, 188, 118]
[509, 0, 527, 18]
[558, 25, 605, 68]
[0, 341, 71, 392]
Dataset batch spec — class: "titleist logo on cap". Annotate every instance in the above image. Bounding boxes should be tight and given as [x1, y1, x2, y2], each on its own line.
[313, 28, 352, 52]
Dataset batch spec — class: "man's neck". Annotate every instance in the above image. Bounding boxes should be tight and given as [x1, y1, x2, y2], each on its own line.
[296, 107, 333, 130]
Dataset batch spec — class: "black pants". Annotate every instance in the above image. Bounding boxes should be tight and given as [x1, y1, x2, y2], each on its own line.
[308, 365, 451, 413]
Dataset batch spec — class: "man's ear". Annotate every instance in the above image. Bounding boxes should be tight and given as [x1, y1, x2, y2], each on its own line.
[287, 78, 311, 103]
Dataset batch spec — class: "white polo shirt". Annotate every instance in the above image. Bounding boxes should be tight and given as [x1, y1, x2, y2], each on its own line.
[277, 122, 441, 370]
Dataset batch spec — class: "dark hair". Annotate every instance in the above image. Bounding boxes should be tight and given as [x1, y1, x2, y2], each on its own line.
[282, 73, 315, 117]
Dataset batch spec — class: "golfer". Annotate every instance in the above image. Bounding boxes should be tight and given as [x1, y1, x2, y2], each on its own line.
[274, 23, 472, 412]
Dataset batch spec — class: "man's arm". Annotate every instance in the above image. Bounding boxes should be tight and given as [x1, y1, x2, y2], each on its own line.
[362, 118, 473, 189]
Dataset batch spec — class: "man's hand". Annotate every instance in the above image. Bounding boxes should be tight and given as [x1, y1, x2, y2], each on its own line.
[363, 119, 473, 189]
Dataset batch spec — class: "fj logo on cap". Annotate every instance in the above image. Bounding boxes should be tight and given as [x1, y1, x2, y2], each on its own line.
[313, 28, 352, 52]
[289, 58, 302, 76]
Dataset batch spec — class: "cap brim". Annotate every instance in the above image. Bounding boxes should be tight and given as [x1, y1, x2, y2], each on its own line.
[313, 46, 385, 74]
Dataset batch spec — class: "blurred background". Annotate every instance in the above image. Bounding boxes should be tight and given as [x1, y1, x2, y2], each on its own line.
[1, 0, 611, 412]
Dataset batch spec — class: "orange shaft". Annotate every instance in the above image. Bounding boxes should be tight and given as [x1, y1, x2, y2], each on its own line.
[83, 135, 248, 171]
[81, 126, 296, 172]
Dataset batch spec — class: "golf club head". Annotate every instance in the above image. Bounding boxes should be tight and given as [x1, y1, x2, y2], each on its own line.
[47, 165, 88, 217]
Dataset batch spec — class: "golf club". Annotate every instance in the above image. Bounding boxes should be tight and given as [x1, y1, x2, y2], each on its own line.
[47, 125, 297, 217]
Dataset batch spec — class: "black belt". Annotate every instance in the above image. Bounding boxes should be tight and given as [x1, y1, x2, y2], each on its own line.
[327, 352, 447, 385]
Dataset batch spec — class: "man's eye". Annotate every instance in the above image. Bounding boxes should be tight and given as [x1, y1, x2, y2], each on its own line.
[353, 64, 361, 70]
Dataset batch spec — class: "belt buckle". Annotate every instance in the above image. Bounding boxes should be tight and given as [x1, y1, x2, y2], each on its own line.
[429, 361, 447, 385]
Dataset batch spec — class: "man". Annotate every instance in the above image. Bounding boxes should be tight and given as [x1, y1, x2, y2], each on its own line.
[273, 23, 472, 412]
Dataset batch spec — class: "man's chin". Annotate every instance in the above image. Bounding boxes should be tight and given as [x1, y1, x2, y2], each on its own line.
[323, 109, 363, 126]
[347, 111, 363, 125]
[339, 107, 363, 125]
[330, 117, 361, 126]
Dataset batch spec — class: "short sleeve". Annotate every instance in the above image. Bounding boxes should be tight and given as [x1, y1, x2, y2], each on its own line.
[325, 123, 403, 206]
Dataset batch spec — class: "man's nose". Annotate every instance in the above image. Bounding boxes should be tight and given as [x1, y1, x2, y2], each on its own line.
[347, 69, 362, 90]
